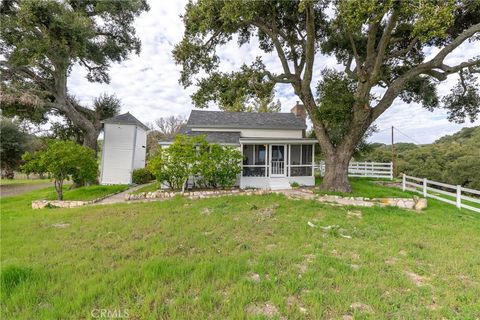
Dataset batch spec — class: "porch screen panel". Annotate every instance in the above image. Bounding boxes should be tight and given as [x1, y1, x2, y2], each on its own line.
[291, 144, 313, 176]
[243, 144, 266, 177]
[290, 145, 301, 165]
[301, 145, 313, 165]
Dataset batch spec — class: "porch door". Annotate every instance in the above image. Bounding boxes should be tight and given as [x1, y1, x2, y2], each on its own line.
[270, 144, 286, 177]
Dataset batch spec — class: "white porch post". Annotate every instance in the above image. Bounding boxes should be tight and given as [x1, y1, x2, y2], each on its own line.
[288, 144, 291, 177]
[265, 144, 268, 177]
[311, 143, 315, 176]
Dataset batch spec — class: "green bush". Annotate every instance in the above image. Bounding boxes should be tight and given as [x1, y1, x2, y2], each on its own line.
[148, 135, 242, 190]
[132, 168, 154, 184]
[196, 144, 242, 188]
[22, 141, 98, 200]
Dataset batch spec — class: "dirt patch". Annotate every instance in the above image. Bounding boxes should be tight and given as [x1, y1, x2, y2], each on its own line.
[246, 302, 282, 319]
[404, 271, 428, 286]
[202, 208, 212, 215]
[286, 295, 307, 314]
[248, 273, 261, 283]
[385, 257, 398, 265]
[350, 302, 374, 314]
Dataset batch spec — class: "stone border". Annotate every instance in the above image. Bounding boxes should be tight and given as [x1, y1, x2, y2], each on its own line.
[125, 188, 427, 211]
[125, 188, 268, 201]
[32, 187, 427, 211]
[31, 189, 128, 209]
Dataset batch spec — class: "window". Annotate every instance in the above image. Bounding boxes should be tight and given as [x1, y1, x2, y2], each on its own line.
[290, 145, 301, 165]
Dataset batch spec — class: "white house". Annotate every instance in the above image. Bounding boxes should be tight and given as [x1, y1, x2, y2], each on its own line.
[100, 112, 148, 185]
[160, 103, 317, 190]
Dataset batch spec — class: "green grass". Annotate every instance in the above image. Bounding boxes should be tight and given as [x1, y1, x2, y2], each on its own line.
[44, 184, 129, 201]
[1, 182, 479, 319]
[315, 177, 416, 198]
[0, 178, 50, 186]
[130, 182, 160, 194]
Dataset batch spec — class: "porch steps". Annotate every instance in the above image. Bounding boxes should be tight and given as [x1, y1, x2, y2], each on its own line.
[268, 178, 292, 190]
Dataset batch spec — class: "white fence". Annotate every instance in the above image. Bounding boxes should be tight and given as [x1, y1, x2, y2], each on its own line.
[402, 174, 480, 213]
[316, 161, 393, 179]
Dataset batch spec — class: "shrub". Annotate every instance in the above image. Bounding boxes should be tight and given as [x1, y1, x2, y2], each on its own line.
[22, 141, 98, 200]
[196, 144, 242, 188]
[148, 135, 201, 191]
[148, 135, 242, 190]
[132, 168, 154, 184]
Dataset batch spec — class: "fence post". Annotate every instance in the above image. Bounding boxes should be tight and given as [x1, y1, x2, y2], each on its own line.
[390, 162, 393, 180]
[456, 185, 462, 209]
[402, 173, 406, 191]
[423, 178, 427, 197]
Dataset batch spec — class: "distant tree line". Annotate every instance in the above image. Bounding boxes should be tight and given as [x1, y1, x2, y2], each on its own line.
[359, 126, 480, 189]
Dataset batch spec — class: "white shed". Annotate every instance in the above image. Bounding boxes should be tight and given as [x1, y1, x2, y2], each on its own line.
[100, 112, 148, 185]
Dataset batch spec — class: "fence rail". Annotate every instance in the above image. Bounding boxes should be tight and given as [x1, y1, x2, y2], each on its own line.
[316, 161, 393, 179]
[402, 174, 480, 213]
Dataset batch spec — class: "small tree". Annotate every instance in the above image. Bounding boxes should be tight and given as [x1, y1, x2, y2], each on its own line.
[22, 141, 98, 200]
[0, 118, 28, 179]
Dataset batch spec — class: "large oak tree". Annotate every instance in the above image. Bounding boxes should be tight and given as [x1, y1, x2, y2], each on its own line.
[0, 0, 148, 150]
[173, 0, 480, 192]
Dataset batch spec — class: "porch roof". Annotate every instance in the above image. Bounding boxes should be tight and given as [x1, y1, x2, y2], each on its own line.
[239, 137, 317, 144]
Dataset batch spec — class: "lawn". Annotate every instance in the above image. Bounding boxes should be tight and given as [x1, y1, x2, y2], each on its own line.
[130, 181, 160, 194]
[0, 178, 50, 186]
[315, 177, 416, 198]
[45, 184, 129, 201]
[1, 181, 479, 319]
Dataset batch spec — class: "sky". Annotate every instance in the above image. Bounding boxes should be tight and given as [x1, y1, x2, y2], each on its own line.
[69, 1, 480, 145]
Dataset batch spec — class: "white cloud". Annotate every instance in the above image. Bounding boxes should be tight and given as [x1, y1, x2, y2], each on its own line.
[68, 0, 480, 144]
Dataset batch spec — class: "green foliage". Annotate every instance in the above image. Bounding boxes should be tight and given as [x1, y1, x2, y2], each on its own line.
[361, 126, 480, 189]
[315, 70, 356, 146]
[148, 135, 201, 190]
[196, 144, 243, 188]
[132, 168, 154, 185]
[0, 118, 28, 178]
[0, 0, 148, 148]
[148, 135, 242, 190]
[21, 141, 98, 200]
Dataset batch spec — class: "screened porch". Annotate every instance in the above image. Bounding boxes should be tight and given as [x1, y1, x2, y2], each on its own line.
[241, 143, 315, 178]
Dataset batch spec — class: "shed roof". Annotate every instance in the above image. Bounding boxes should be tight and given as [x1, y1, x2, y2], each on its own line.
[186, 110, 306, 130]
[102, 112, 149, 130]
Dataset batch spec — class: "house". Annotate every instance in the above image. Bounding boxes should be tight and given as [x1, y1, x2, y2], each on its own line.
[160, 103, 317, 190]
[100, 112, 148, 185]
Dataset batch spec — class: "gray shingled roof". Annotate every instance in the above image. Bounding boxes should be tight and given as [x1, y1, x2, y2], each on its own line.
[102, 112, 149, 130]
[186, 110, 306, 130]
[160, 130, 241, 145]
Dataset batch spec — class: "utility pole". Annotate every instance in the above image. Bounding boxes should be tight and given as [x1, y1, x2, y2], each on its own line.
[391, 126, 395, 177]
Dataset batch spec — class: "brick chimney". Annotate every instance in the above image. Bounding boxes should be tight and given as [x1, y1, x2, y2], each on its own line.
[290, 101, 307, 120]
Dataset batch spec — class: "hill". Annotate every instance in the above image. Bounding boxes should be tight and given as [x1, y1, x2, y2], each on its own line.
[360, 126, 480, 189]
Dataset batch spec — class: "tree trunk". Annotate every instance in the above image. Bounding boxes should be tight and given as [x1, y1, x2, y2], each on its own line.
[320, 152, 352, 192]
[83, 129, 100, 152]
[55, 179, 63, 200]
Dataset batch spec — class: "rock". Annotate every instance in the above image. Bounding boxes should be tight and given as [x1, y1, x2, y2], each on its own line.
[414, 198, 427, 210]
[52, 223, 70, 228]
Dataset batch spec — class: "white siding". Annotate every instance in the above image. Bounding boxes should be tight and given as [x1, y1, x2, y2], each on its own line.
[100, 124, 135, 185]
[133, 127, 147, 169]
[191, 127, 302, 138]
